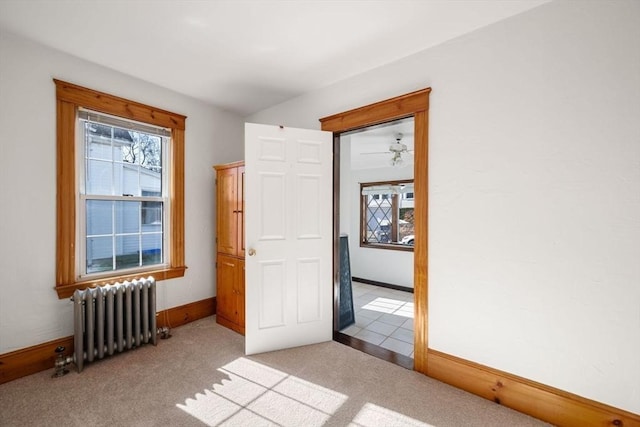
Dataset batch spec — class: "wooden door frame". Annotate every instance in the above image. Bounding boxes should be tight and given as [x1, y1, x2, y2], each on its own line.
[320, 88, 431, 373]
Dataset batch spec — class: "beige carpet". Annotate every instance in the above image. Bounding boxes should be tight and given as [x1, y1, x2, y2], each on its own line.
[0, 316, 549, 426]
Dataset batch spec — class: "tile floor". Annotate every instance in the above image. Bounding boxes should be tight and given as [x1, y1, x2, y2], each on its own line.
[339, 281, 414, 358]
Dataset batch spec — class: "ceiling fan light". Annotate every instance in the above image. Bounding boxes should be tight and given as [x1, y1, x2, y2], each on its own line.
[389, 143, 407, 153]
[390, 151, 403, 166]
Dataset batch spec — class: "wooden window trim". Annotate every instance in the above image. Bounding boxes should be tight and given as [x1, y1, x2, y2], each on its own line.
[54, 79, 187, 299]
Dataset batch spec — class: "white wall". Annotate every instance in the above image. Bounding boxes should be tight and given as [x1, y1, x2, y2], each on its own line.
[0, 31, 244, 353]
[248, 0, 640, 414]
[340, 135, 414, 288]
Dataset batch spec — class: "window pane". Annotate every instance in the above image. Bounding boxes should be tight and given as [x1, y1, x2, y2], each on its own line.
[86, 200, 113, 235]
[115, 235, 140, 270]
[85, 200, 164, 275]
[87, 124, 113, 161]
[141, 167, 161, 194]
[87, 236, 113, 273]
[142, 233, 162, 266]
[120, 164, 138, 196]
[118, 132, 163, 196]
[142, 201, 162, 225]
[120, 140, 135, 164]
[85, 124, 163, 197]
[399, 208, 415, 243]
[135, 133, 162, 172]
[366, 195, 393, 243]
[115, 201, 140, 233]
[86, 159, 112, 195]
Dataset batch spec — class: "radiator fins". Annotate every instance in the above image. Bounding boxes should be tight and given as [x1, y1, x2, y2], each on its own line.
[72, 277, 157, 372]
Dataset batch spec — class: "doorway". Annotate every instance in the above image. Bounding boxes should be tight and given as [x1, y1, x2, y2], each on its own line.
[335, 118, 415, 368]
[320, 88, 431, 373]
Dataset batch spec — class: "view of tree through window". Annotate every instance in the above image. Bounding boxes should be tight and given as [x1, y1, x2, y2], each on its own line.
[360, 180, 414, 250]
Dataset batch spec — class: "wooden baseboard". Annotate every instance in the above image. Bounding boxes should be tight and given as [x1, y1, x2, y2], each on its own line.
[426, 348, 640, 427]
[0, 336, 74, 384]
[351, 276, 414, 293]
[156, 297, 216, 329]
[0, 297, 215, 385]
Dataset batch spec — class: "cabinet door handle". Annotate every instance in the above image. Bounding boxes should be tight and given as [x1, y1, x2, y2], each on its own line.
[248, 248, 256, 256]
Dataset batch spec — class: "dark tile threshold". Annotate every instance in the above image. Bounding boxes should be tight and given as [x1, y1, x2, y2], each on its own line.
[333, 331, 414, 370]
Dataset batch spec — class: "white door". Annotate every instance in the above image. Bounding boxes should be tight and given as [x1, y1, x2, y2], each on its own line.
[244, 123, 333, 355]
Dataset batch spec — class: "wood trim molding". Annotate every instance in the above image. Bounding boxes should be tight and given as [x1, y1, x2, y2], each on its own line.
[412, 109, 429, 373]
[56, 98, 77, 289]
[53, 79, 187, 299]
[54, 79, 186, 130]
[170, 127, 186, 269]
[156, 297, 216, 329]
[427, 349, 640, 427]
[214, 160, 245, 171]
[351, 277, 413, 293]
[55, 267, 188, 299]
[0, 297, 215, 384]
[320, 88, 431, 133]
[0, 336, 74, 384]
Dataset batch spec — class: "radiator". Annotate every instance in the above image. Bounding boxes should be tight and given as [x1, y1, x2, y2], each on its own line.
[71, 277, 157, 372]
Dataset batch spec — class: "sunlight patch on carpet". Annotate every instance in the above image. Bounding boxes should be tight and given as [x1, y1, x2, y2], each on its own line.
[177, 357, 348, 426]
[350, 403, 434, 427]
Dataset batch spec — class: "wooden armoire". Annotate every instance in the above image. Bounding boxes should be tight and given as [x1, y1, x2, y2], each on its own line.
[213, 161, 245, 334]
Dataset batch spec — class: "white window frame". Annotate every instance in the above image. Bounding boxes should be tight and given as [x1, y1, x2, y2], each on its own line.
[76, 110, 171, 280]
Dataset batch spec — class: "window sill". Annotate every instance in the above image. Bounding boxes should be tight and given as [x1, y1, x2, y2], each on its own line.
[360, 243, 414, 252]
[54, 265, 187, 299]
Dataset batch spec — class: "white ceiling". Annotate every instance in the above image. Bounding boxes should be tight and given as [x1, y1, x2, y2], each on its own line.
[0, 0, 549, 116]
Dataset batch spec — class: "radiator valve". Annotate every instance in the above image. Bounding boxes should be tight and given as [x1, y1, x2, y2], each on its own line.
[52, 346, 73, 377]
[157, 326, 171, 339]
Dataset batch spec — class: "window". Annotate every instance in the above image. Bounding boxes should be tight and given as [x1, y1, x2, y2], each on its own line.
[55, 80, 186, 298]
[80, 111, 167, 275]
[360, 179, 414, 251]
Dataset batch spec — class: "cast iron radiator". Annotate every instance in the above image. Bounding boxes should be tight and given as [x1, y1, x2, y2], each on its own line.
[71, 277, 157, 372]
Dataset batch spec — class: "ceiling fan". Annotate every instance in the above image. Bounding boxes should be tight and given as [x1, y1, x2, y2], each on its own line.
[388, 133, 409, 166]
[360, 132, 411, 166]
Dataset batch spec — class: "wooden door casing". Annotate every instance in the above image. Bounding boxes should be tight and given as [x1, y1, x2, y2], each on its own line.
[320, 88, 431, 372]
